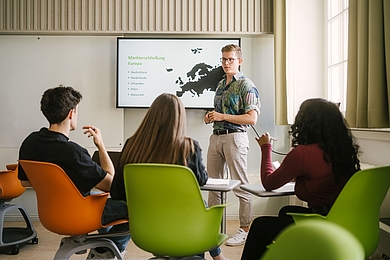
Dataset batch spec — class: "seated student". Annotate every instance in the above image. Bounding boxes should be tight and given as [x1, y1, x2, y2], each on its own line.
[110, 93, 227, 260]
[241, 98, 361, 260]
[18, 85, 130, 259]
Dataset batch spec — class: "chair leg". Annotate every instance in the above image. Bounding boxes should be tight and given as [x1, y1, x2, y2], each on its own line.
[54, 236, 123, 260]
[17, 206, 37, 236]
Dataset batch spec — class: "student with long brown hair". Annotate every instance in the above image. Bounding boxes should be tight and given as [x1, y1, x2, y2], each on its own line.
[111, 93, 227, 260]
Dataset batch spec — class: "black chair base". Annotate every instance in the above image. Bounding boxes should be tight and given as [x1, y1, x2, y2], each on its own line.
[0, 202, 38, 255]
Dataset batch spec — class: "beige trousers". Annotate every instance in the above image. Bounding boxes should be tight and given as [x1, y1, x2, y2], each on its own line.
[207, 132, 252, 227]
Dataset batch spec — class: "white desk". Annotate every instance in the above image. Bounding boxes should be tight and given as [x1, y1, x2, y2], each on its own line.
[201, 180, 241, 233]
[240, 182, 295, 197]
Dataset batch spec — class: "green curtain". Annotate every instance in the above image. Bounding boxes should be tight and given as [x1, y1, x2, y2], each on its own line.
[346, 0, 390, 128]
[274, 0, 288, 125]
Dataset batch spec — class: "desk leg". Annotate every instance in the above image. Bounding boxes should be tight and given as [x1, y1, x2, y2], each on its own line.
[221, 191, 226, 234]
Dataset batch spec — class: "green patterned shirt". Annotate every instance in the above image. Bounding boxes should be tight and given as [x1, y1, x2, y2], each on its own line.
[213, 71, 261, 131]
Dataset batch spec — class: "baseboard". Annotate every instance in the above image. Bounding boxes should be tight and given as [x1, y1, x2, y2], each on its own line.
[226, 215, 240, 221]
[4, 214, 40, 222]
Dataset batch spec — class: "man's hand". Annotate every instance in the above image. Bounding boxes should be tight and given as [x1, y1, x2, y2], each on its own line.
[204, 110, 258, 125]
[204, 111, 215, 124]
[207, 111, 225, 122]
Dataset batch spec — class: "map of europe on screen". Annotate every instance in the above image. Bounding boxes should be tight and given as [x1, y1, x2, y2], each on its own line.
[174, 62, 224, 98]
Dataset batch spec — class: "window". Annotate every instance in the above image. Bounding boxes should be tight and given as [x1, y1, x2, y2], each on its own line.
[327, 0, 349, 113]
[285, 1, 327, 124]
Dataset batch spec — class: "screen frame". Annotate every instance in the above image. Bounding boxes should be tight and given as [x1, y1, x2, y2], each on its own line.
[116, 37, 241, 109]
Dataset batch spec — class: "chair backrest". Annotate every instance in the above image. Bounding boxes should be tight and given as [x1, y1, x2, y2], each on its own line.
[261, 220, 364, 260]
[326, 165, 390, 256]
[92, 151, 121, 170]
[0, 164, 25, 200]
[18, 160, 109, 236]
[123, 163, 225, 257]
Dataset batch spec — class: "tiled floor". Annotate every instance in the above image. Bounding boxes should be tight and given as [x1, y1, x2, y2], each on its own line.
[1, 220, 244, 260]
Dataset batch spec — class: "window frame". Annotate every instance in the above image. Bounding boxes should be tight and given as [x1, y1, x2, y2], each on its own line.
[327, 0, 349, 113]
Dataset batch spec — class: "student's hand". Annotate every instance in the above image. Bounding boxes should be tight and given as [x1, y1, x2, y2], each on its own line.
[82, 125, 104, 148]
[255, 132, 275, 146]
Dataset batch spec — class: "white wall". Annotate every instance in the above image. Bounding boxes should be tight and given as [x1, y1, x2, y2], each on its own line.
[0, 36, 124, 159]
[352, 130, 390, 218]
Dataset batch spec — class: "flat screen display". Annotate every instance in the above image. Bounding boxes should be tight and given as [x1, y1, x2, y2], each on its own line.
[116, 37, 241, 109]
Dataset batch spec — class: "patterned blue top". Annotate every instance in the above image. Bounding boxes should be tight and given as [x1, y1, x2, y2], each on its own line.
[213, 71, 261, 131]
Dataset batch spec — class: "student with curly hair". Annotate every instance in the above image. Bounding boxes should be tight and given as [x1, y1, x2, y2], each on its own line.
[241, 98, 361, 260]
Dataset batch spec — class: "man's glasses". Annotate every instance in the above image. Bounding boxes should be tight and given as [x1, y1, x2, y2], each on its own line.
[220, 58, 238, 64]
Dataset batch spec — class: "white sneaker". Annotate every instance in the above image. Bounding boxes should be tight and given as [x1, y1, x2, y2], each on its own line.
[225, 228, 248, 246]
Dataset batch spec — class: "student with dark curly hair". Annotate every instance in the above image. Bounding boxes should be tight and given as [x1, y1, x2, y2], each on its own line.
[241, 98, 361, 260]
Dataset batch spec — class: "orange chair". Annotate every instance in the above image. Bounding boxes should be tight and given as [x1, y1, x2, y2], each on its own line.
[0, 164, 37, 255]
[18, 160, 128, 260]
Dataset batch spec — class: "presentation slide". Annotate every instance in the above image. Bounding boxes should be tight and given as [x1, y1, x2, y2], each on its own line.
[116, 38, 240, 109]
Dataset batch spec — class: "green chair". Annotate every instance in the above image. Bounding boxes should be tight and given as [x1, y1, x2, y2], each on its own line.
[261, 220, 364, 260]
[123, 163, 228, 259]
[288, 165, 390, 258]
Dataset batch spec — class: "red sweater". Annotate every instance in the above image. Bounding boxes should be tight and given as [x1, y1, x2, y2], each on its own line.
[260, 143, 346, 208]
